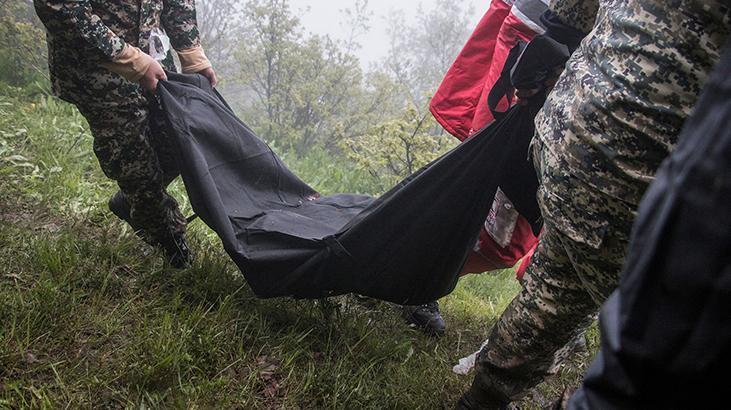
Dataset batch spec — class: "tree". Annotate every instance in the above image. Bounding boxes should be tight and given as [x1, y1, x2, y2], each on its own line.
[0, 0, 39, 25]
[0, 0, 48, 87]
[340, 108, 455, 186]
[383, 0, 475, 111]
[338, 0, 373, 54]
[231, 0, 383, 155]
[232, 0, 306, 143]
[196, 0, 245, 77]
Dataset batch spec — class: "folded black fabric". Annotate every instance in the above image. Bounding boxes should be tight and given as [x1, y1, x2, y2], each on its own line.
[156, 72, 542, 304]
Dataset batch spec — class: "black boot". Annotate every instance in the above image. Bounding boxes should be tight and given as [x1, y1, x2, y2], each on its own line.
[159, 232, 194, 269]
[402, 301, 446, 336]
[109, 191, 193, 269]
[108, 190, 142, 232]
[456, 386, 510, 410]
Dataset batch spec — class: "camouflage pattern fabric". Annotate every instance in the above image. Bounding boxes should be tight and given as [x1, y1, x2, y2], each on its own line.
[537, 0, 730, 246]
[469, 0, 730, 403]
[72, 71, 186, 245]
[34, 0, 200, 101]
[33, 0, 202, 245]
[472, 139, 634, 402]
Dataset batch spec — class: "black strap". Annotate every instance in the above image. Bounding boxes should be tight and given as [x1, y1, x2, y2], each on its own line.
[486, 42, 525, 121]
[487, 35, 572, 122]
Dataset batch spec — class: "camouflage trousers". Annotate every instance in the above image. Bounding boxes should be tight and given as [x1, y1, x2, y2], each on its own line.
[471, 138, 636, 402]
[71, 70, 186, 245]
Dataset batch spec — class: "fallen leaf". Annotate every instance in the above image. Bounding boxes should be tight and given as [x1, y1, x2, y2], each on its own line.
[3, 273, 23, 282]
[256, 355, 283, 399]
[25, 352, 39, 364]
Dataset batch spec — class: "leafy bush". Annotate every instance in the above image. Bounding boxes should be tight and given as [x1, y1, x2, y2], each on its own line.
[0, 3, 49, 89]
[276, 142, 387, 195]
[340, 108, 457, 187]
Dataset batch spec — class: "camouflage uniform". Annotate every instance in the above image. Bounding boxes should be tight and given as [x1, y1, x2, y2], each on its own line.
[468, 0, 731, 404]
[33, 0, 203, 245]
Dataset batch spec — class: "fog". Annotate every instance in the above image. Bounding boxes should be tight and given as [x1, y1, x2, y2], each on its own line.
[289, 0, 483, 65]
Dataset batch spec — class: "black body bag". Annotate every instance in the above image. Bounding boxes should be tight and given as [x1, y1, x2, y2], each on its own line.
[155, 38, 566, 305]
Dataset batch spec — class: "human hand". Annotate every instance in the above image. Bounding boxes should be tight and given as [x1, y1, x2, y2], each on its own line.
[139, 60, 167, 93]
[197, 66, 218, 88]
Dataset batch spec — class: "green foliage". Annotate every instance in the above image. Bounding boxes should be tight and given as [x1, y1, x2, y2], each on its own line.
[281, 143, 386, 195]
[0, 2, 48, 89]
[0, 82, 594, 409]
[0, 2, 596, 407]
[233, 0, 392, 155]
[219, 0, 470, 184]
[341, 108, 457, 186]
[0, 89, 110, 217]
[196, 0, 245, 76]
[383, 0, 475, 110]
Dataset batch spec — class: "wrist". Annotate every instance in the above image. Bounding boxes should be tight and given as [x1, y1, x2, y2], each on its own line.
[177, 45, 213, 74]
[102, 45, 155, 82]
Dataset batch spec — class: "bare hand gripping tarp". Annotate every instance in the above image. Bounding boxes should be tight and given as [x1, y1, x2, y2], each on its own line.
[154, 37, 566, 304]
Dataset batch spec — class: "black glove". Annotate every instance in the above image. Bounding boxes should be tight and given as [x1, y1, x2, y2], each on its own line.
[540, 9, 590, 54]
[509, 34, 570, 91]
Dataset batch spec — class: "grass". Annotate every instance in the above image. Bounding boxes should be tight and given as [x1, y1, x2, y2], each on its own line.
[0, 84, 596, 408]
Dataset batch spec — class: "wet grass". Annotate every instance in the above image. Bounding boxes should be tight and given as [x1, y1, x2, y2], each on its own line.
[0, 86, 595, 408]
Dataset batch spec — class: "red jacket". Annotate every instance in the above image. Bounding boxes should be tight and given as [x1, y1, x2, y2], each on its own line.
[430, 0, 547, 279]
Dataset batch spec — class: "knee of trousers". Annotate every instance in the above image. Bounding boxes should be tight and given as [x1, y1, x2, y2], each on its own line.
[81, 106, 168, 189]
[93, 136, 166, 189]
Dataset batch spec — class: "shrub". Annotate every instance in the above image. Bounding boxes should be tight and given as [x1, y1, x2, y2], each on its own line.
[0, 4, 49, 89]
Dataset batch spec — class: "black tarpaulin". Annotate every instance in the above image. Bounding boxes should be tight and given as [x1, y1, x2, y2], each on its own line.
[156, 72, 542, 305]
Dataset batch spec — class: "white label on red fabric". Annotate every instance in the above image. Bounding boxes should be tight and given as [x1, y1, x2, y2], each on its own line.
[484, 187, 519, 248]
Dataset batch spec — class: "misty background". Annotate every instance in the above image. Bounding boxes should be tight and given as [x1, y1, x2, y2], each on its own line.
[289, 0, 482, 65]
[2, 0, 485, 195]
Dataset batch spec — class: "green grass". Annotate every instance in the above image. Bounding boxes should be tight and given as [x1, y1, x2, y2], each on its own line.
[0, 85, 595, 408]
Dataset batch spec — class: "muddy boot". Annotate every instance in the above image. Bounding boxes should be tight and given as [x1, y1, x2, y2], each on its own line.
[108, 190, 142, 232]
[159, 232, 194, 269]
[402, 301, 446, 336]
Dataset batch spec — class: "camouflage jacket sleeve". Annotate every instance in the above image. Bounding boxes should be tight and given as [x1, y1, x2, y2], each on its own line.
[548, 0, 600, 34]
[162, 0, 201, 50]
[33, 0, 126, 60]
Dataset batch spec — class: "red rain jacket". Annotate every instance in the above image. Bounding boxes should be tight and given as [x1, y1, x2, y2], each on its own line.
[431, 0, 547, 279]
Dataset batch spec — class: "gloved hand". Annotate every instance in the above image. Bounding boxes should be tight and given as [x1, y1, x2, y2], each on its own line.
[177, 45, 218, 87]
[510, 34, 571, 105]
[103, 43, 217, 92]
[514, 9, 590, 104]
[102, 44, 167, 92]
[139, 59, 167, 92]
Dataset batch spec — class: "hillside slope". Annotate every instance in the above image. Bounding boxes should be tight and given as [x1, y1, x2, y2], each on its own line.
[0, 87, 593, 408]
